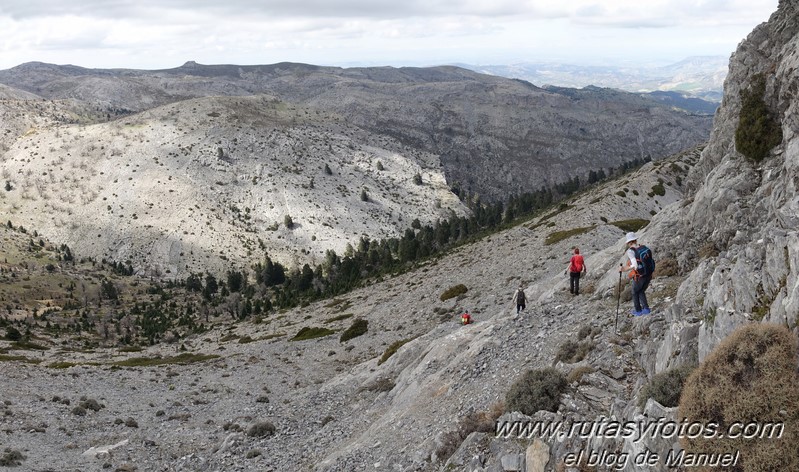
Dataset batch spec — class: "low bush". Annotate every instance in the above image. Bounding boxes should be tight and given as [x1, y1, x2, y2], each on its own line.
[246, 421, 276, 438]
[568, 366, 595, 384]
[679, 324, 799, 471]
[505, 368, 568, 415]
[434, 403, 504, 462]
[610, 219, 649, 233]
[555, 340, 594, 364]
[656, 258, 679, 277]
[544, 226, 596, 246]
[113, 353, 220, 367]
[362, 378, 395, 393]
[339, 318, 368, 342]
[378, 338, 414, 365]
[324, 313, 354, 324]
[650, 182, 666, 197]
[439, 284, 468, 301]
[638, 363, 696, 409]
[290, 326, 335, 341]
[735, 74, 783, 162]
[0, 448, 25, 467]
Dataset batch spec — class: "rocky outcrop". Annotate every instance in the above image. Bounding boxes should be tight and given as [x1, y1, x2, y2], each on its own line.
[665, 0, 799, 358]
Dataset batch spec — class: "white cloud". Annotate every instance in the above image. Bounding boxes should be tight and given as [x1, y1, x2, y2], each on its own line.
[0, 0, 780, 69]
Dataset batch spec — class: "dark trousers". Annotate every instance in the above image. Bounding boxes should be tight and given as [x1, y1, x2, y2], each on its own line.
[516, 302, 526, 313]
[632, 275, 652, 311]
[569, 272, 581, 294]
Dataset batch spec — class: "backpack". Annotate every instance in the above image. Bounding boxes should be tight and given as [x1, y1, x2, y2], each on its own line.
[570, 255, 584, 272]
[634, 245, 656, 277]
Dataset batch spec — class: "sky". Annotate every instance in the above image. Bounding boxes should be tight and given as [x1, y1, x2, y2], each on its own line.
[0, 0, 780, 70]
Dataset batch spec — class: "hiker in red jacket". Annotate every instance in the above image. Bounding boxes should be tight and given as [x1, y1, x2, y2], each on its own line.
[567, 247, 587, 295]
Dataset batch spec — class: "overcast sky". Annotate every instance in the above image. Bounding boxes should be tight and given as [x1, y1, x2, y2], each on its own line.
[0, 0, 780, 70]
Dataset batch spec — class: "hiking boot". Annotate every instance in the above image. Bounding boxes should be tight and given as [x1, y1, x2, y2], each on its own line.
[641, 308, 651, 315]
[631, 309, 644, 316]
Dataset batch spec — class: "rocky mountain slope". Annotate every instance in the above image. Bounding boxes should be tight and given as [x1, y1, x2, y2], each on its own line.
[0, 94, 467, 276]
[0, 2, 796, 471]
[0, 142, 700, 472]
[0, 62, 711, 275]
[0, 61, 712, 202]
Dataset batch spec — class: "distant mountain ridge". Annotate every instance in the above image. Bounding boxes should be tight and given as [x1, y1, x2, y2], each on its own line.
[0, 60, 712, 202]
[460, 56, 727, 102]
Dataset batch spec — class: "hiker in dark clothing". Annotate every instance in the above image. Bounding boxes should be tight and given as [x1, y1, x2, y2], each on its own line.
[620, 232, 653, 316]
[512, 285, 526, 314]
[567, 247, 587, 295]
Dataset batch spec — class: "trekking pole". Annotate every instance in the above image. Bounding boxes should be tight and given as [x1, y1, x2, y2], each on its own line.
[615, 264, 622, 334]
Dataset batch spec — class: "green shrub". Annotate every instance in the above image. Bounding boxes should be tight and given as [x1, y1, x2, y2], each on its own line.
[616, 190, 627, 197]
[638, 363, 696, 409]
[440, 284, 468, 301]
[340, 318, 368, 342]
[11, 340, 48, 351]
[363, 378, 395, 392]
[290, 326, 335, 341]
[246, 449, 263, 459]
[554, 340, 594, 364]
[434, 404, 504, 463]
[378, 338, 414, 365]
[679, 324, 799, 471]
[113, 353, 219, 367]
[544, 226, 596, 245]
[80, 398, 104, 412]
[735, 74, 783, 162]
[577, 325, 593, 341]
[246, 421, 276, 437]
[324, 313, 354, 324]
[0, 448, 25, 467]
[610, 219, 649, 233]
[568, 366, 595, 384]
[650, 183, 666, 197]
[505, 368, 568, 415]
[4, 327, 22, 342]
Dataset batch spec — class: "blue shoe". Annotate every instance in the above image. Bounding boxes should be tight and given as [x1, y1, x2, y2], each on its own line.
[641, 308, 651, 315]
[631, 309, 643, 316]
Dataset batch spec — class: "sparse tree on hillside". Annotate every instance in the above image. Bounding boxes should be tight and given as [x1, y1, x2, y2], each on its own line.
[203, 273, 218, 300]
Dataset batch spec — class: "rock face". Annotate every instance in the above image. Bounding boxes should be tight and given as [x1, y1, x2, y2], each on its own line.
[664, 0, 799, 359]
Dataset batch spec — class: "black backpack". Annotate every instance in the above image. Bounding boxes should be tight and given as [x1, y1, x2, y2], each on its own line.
[634, 245, 656, 277]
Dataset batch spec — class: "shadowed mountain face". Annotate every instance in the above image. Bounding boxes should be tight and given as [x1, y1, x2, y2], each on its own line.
[0, 62, 712, 202]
